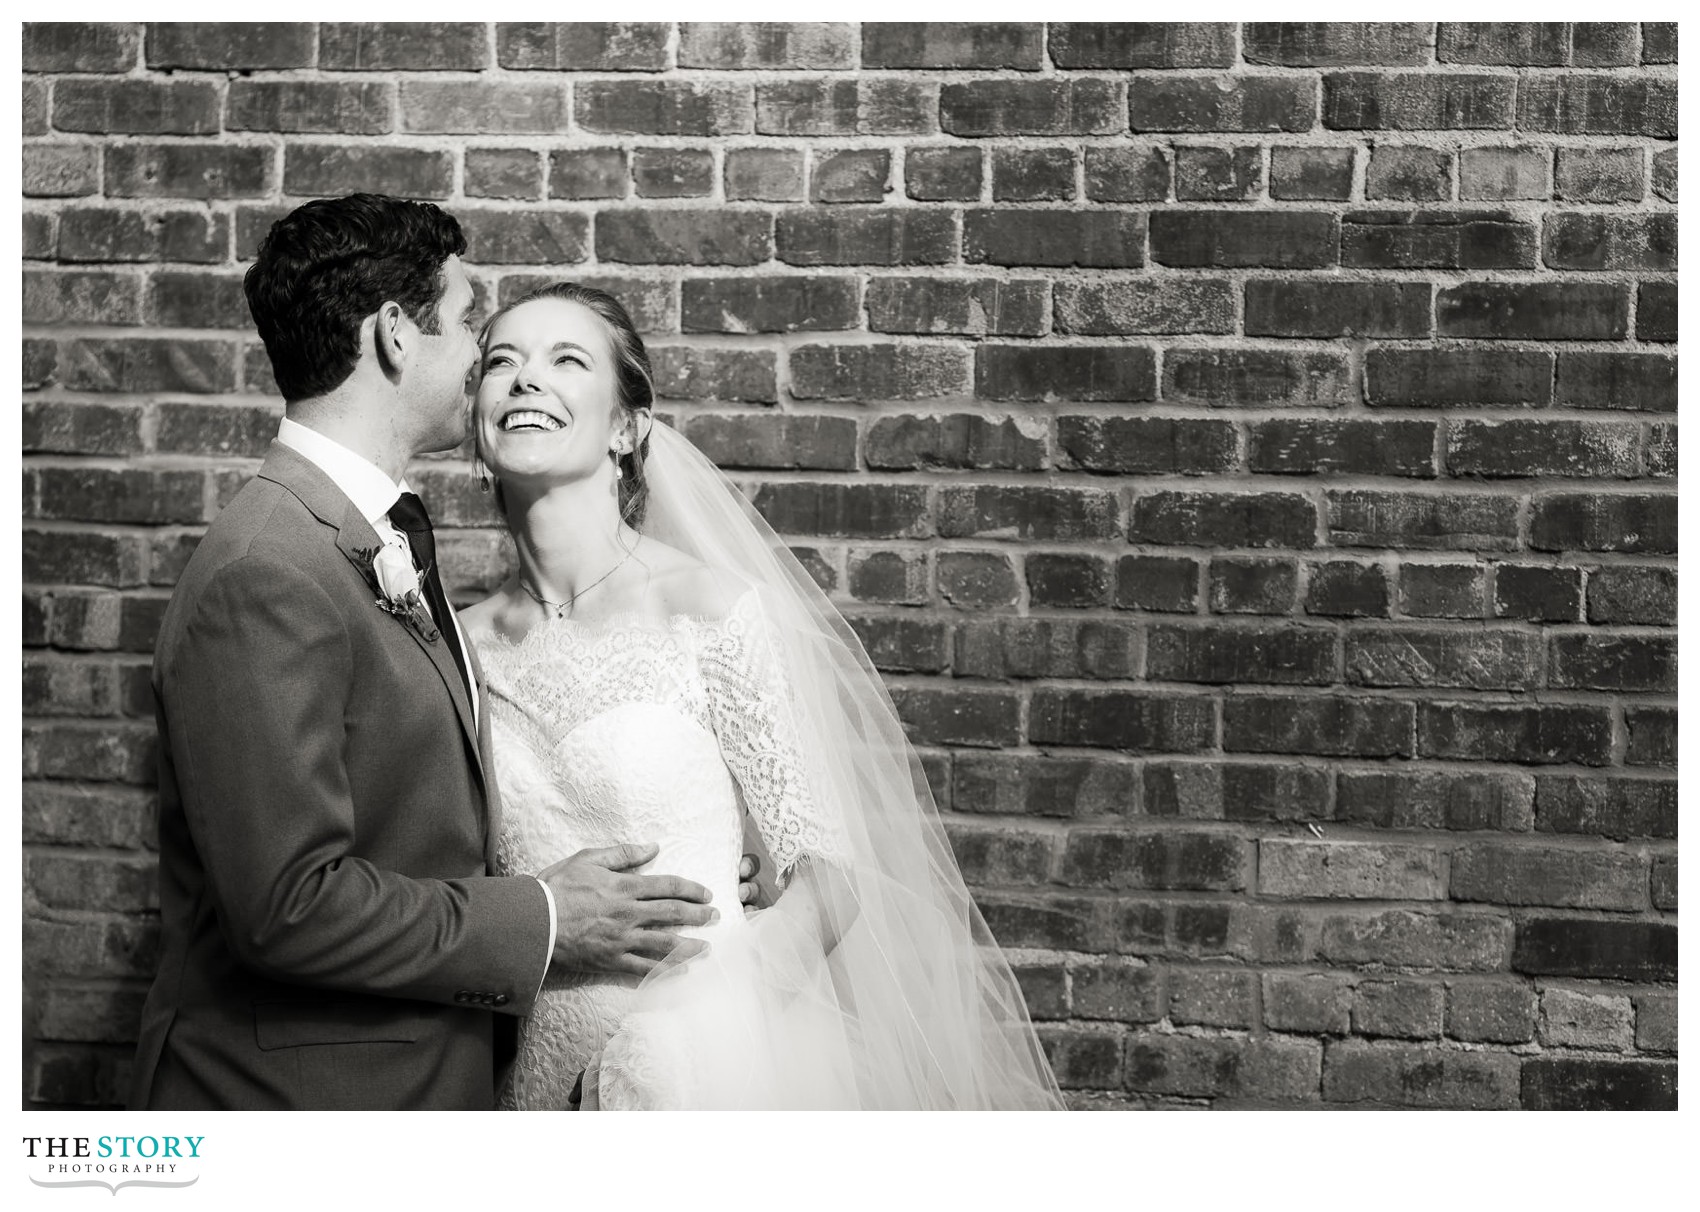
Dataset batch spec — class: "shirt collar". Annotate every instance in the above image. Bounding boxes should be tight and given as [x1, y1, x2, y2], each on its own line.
[275, 416, 410, 527]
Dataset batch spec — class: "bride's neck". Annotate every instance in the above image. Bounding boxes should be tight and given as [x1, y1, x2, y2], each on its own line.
[505, 480, 636, 603]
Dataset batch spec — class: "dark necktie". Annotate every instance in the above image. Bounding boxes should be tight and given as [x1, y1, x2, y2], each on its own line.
[388, 491, 472, 705]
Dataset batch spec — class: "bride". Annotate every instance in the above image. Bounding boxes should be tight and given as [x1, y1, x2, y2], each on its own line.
[459, 282, 1063, 1110]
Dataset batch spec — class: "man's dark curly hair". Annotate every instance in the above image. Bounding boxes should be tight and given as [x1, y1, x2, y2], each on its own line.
[244, 193, 468, 403]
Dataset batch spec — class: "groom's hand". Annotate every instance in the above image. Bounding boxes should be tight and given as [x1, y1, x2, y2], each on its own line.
[539, 843, 716, 977]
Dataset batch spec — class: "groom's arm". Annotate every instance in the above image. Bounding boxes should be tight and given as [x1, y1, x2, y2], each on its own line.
[163, 554, 551, 1015]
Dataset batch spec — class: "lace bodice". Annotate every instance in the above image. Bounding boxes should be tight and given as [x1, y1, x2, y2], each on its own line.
[470, 586, 845, 1109]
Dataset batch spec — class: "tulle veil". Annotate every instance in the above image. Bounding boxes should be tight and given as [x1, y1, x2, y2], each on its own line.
[590, 420, 1063, 1111]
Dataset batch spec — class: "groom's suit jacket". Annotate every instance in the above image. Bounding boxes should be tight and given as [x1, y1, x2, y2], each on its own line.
[130, 442, 552, 1110]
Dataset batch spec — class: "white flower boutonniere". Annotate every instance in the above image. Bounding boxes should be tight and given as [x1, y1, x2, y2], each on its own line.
[364, 543, 439, 643]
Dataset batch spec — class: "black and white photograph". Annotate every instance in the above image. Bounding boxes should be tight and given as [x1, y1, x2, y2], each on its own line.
[15, 13, 1681, 1174]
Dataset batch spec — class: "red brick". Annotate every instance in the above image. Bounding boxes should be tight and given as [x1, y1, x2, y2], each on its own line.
[682, 414, 856, 472]
[1029, 691, 1215, 754]
[1304, 561, 1390, 618]
[449, 210, 585, 266]
[1026, 554, 1112, 609]
[22, 722, 156, 784]
[23, 82, 49, 136]
[679, 22, 853, 69]
[1151, 211, 1337, 268]
[1083, 146, 1171, 202]
[1517, 75, 1676, 137]
[105, 144, 271, 199]
[810, 149, 891, 203]
[23, 529, 149, 588]
[1149, 624, 1333, 686]
[1246, 23, 1433, 65]
[1165, 349, 1354, 407]
[1651, 148, 1676, 202]
[965, 209, 1144, 268]
[633, 149, 715, 199]
[778, 210, 954, 266]
[1626, 707, 1676, 769]
[23, 146, 100, 198]
[1344, 208, 1537, 269]
[1051, 23, 1236, 68]
[1523, 1059, 1676, 1111]
[755, 80, 858, 136]
[937, 552, 1018, 610]
[1059, 416, 1235, 475]
[1061, 829, 1248, 892]
[1536, 776, 1675, 841]
[1514, 919, 1674, 982]
[497, 23, 669, 71]
[976, 345, 1155, 403]
[1325, 72, 1513, 129]
[684, 277, 859, 334]
[58, 338, 235, 395]
[847, 615, 949, 676]
[1543, 213, 1676, 272]
[577, 81, 752, 137]
[23, 401, 143, 457]
[546, 149, 627, 201]
[1129, 491, 1317, 549]
[22, 654, 122, 716]
[1057, 280, 1233, 336]
[868, 277, 1045, 337]
[283, 144, 453, 199]
[227, 80, 393, 135]
[598, 210, 769, 266]
[24, 270, 142, 327]
[956, 618, 1138, 681]
[1556, 352, 1676, 412]
[1636, 283, 1675, 344]
[155, 401, 285, 458]
[319, 22, 489, 70]
[857, 80, 938, 136]
[1130, 76, 1317, 132]
[1318, 910, 1512, 971]
[945, 823, 1054, 886]
[790, 343, 967, 401]
[1208, 558, 1298, 615]
[954, 754, 1138, 819]
[1530, 492, 1675, 554]
[749, 482, 930, 540]
[1367, 347, 1551, 407]
[1175, 145, 1264, 202]
[1270, 146, 1354, 200]
[1458, 145, 1551, 200]
[846, 549, 926, 607]
[1555, 147, 1645, 203]
[1586, 565, 1675, 625]
[143, 270, 247, 330]
[23, 783, 154, 850]
[1327, 490, 1519, 551]
[1324, 1042, 1518, 1108]
[399, 81, 567, 135]
[724, 148, 804, 202]
[1366, 145, 1452, 201]
[25, 339, 58, 390]
[1116, 556, 1200, 614]
[147, 21, 313, 68]
[1551, 634, 1675, 693]
[465, 149, 543, 201]
[865, 414, 1046, 472]
[861, 23, 1043, 70]
[891, 687, 1021, 748]
[992, 148, 1077, 202]
[1225, 695, 1412, 758]
[650, 349, 776, 404]
[1493, 564, 1582, 622]
[938, 486, 1121, 541]
[941, 79, 1122, 137]
[1249, 280, 1431, 340]
[1419, 702, 1613, 766]
[23, 23, 139, 72]
[1126, 1035, 1321, 1102]
[1438, 22, 1568, 64]
[905, 146, 982, 201]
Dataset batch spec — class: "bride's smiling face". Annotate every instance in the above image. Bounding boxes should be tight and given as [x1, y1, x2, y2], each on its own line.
[474, 297, 624, 485]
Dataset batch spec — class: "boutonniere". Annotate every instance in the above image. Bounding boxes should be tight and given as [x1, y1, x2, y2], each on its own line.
[356, 544, 440, 643]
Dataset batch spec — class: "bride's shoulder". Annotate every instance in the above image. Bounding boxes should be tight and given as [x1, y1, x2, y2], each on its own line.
[640, 544, 753, 622]
[457, 585, 528, 641]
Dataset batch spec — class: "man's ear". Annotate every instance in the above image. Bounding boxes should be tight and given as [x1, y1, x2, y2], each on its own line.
[373, 300, 409, 376]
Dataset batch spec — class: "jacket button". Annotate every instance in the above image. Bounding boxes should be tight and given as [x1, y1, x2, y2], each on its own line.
[493, 994, 510, 1006]
[454, 991, 469, 1003]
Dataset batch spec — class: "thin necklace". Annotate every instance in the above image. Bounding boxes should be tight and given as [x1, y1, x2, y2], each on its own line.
[518, 540, 640, 619]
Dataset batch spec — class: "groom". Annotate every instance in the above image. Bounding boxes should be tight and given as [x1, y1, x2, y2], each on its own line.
[130, 194, 748, 1110]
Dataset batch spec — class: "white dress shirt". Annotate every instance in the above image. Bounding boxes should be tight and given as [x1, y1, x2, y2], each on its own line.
[274, 418, 558, 976]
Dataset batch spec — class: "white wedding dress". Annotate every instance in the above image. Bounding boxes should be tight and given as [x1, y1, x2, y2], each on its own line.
[474, 587, 855, 1110]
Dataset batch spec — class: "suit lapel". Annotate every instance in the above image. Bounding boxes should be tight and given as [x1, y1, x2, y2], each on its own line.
[257, 443, 490, 804]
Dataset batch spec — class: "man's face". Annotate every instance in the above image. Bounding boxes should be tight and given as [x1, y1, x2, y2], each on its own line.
[410, 254, 481, 453]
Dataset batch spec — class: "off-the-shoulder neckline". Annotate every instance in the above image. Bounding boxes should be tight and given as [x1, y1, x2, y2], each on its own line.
[468, 583, 762, 651]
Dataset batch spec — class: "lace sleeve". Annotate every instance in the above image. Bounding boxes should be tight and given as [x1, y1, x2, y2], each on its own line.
[696, 588, 849, 882]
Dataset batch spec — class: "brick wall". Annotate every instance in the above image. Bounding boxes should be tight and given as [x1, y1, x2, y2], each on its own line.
[21, 22, 1677, 1110]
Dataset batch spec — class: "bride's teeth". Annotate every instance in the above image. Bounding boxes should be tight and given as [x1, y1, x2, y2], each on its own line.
[502, 410, 563, 432]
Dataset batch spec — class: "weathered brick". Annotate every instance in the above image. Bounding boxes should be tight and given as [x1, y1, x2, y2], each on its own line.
[546, 149, 627, 201]
[577, 81, 750, 136]
[1324, 1042, 1518, 1108]
[1543, 213, 1676, 272]
[937, 551, 1018, 609]
[1126, 1034, 1321, 1102]
[1420, 702, 1613, 766]
[1325, 72, 1514, 129]
[809, 149, 890, 203]
[1457, 145, 1551, 200]
[1318, 910, 1513, 971]
[1344, 209, 1537, 270]
[1539, 987, 1634, 1051]
[1149, 625, 1334, 687]
[1030, 691, 1215, 754]
[497, 23, 670, 71]
[1130, 491, 1317, 549]
[1270, 146, 1355, 200]
[1522, 1059, 1677, 1111]
[22, 722, 156, 784]
[953, 753, 1140, 819]
[1641, 23, 1678, 63]
[957, 618, 1139, 681]
[105, 144, 270, 199]
[1264, 972, 1353, 1034]
[319, 22, 489, 70]
[24, 270, 142, 327]
[1586, 565, 1675, 625]
[861, 23, 1043, 70]
[1550, 634, 1675, 693]
[779, 209, 955, 266]
[938, 485, 1121, 541]
[865, 414, 1046, 472]
[965, 210, 1145, 268]
[1453, 843, 1645, 911]
[1071, 960, 1162, 1023]
[651, 348, 776, 404]
[1354, 979, 1444, 1038]
[1381, 347, 1547, 410]
[598, 210, 769, 266]
[23, 401, 144, 457]
[1649, 857, 1677, 911]
[22, 146, 100, 199]
[1207, 558, 1297, 615]
[684, 277, 859, 334]
[724, 148, 803, 202]
[869, 277, 1045, 337]
[1130, 76, 1317, 133]
[1366, 145, 1452, 202]
[944, 822, 1054, 886]
[1145, 762, 1330, 824]
[1338, 770, 1534, 833]
[58, 338, 234, 394]
[1245, 280, 1429, 338]
[891, 686, 1021, 747]
[1061, 829, 1248, 892]
[790, 343, 968, 401]
[465, 149, 543, 202]
[1346, 628, 1539, 692]
[456, 210, 588, 266]
[1439, 281, 1628, 341]
[1169, 969, 1257, 1028]
[941, 80, 1122, 137]
[1635, 993, 1677, 1053]
[1249, 419, 1435, 478]
[678, 22, 853, 69]
[846, 549, 927, 607]
[1115, 556, 1200, 614]
[1041, 1027, 1125, 1091]
[227, 80, 393, 136]
[1084, 147, 1170, 202]
[683, 415, 857, 472]
[1225, 695, 1413, 758]
[1651, 147, 1676, 202]
[905, 146, 982, 201]
[146, 21, 313, 68]
[976, 345, 1156, 403]
[633, 148, 715, 199]
[1304, 561, 1390, 618]
[1151, 211, 1337, 268]
[1450, 419, 1640, 479]
[992, 148, 1077, 202]
[1555, 147, 1645, 203]
[22, 656, 122, 717]
[1555, 352, 1676, 412]
[1328, 490, 1519, 551]
[1260, 840, 1447, 900]
[1636, 282, 1675, 344]
[1167, 350, 1354, 409]
[1530, 493, 1675, 554]
[1059, 416, 1235, 475]
[1559, 23, 1640, 66]
[1517, 75, 1676, 137]
[24, 23, 138, 72]
[1446, 979, 1536, 1043]
[282, 144, 453, 201]
[1437, 22, 1568, 64]
[1051, 23, 1236, 69]
[1493, 564, 1582, 622]
[1625, 706, 1676, 768]
[1026, 554, 1112, 609]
